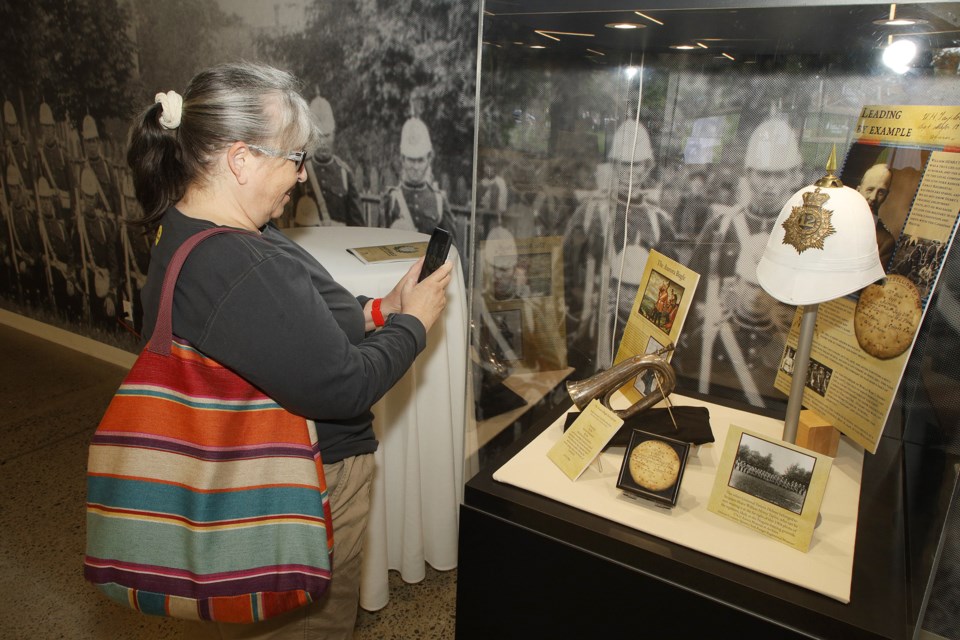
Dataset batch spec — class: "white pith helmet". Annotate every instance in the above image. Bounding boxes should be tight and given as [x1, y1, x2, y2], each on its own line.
[745, 117, 801, 170]
[310, 96, 335, 134]
[613, 244, 649, 287]
[400, 117, 432, 157]
[609, 120, 653, 163]
[757, 182, 884, 305]
[484, 226, 518, 270]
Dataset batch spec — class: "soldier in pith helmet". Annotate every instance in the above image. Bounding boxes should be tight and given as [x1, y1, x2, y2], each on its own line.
[37, 102, 74, 225]
[36, 176, 81, 318]
[76, 165, 120, 332]
[562, 119, 674, 370]
[675, 116, 804, 409]
[293, 96, 366, 227]
[381, 117, 459, 249]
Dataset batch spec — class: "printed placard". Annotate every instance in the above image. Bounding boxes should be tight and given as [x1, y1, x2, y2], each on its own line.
[547, 400, 624, 481]
[347, 242, 427, 264]
[707, 426, 832, 552]
[612, 249, 699, 403]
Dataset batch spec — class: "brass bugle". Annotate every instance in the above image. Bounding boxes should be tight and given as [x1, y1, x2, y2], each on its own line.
[566, 350, 677, 420]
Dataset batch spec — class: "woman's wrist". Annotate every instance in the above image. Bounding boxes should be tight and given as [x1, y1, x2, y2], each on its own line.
[381, 294, 402, 318]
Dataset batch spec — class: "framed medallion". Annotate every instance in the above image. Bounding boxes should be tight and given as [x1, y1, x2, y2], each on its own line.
[616, 429, 690, 508]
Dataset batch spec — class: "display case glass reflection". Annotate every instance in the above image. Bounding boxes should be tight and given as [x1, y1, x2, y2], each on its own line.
[467, 3, 960, 637]
[468, 1, 960, 467]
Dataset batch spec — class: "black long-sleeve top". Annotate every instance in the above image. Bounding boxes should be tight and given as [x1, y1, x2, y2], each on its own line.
[140, 207, 426, 463]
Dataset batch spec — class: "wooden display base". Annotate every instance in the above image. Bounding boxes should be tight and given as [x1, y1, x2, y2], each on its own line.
[797, 409, 841, 458]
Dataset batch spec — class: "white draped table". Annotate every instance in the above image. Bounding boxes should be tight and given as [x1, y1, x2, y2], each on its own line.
[284, 227, 467, 611]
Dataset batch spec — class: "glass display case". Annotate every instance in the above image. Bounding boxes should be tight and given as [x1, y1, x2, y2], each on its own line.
[461, 1, 960, 637]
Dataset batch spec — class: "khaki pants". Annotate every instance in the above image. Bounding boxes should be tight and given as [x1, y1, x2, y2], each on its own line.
[187, 453, 376, 640]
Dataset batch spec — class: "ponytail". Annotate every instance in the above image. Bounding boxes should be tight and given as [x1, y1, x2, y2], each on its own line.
[127, 102, 187, 227]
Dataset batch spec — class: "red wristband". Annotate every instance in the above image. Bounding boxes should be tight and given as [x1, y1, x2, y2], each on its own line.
[371, 298, 386, 327]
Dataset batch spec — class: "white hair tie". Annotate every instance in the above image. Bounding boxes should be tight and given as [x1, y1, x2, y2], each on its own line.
[155, 90, 183, 130]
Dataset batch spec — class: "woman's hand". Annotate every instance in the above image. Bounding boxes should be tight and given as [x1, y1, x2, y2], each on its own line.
[376, 257, 452, 332]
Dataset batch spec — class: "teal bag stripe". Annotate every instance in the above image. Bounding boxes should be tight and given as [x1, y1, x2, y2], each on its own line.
[87, 513, 331, 575]
[88, 475, 326, 521]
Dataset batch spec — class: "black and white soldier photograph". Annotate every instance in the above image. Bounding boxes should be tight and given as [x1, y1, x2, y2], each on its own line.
[0, 0, 478, 352]
[890, 235, 947, 301]
[730, 432, 816, 515]
[780, 346, 796, 376]
[806, 358, 833, 397]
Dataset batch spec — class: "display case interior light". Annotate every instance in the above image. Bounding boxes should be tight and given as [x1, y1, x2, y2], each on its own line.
[534, 29, 594, 40]
[633, 11, 664, 26]
[873, 3, 929, 26]
[882, 38, 917, 72]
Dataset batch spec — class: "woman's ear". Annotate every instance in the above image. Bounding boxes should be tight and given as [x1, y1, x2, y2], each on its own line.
[227, 141, 249, 185]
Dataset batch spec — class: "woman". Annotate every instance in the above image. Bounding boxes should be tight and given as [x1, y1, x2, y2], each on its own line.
[128, 62, 452, 638]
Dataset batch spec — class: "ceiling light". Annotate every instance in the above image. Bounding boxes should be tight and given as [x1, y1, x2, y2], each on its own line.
[882, 38, 917, 73]
[625, 66, 640, 78]
[529, 44, 546, 49]
[535, 30, 594, 38]
[873, 4, 928, 26]
[634, 12, 664, 26]
[874, 16, 928, 26]
[534, 31, 561, 42]
[721, 53, 735, 61]
[605, 22, 645, 30]
[670, 44, 697, 50]
[587, 48, 606, 56]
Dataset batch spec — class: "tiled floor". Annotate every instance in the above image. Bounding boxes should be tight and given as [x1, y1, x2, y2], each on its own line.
[0, 323, 455, 639]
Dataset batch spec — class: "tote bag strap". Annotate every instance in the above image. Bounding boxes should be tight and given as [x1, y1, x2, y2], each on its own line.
[149, 227, 258, 356]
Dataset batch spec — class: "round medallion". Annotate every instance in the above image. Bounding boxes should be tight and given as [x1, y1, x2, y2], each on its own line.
[628, 439, 681, 491]
[854, 274, 922, 359]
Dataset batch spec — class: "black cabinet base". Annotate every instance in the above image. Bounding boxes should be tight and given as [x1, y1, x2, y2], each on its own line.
[455, 505, 808, 639]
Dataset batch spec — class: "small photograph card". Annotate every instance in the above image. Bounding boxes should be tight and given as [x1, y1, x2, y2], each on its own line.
[547, 400, 624, 481]
[347, 241, 427, 264]
[707, 426, 833, 552]
[616, 430, 690, 508]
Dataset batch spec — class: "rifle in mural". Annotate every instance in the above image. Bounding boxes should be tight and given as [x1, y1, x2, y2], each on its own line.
[0, 170, 24, 302]
[116, 179, 137, 330]
[34, 180, 56, 306]
[74, 186, 92, 322]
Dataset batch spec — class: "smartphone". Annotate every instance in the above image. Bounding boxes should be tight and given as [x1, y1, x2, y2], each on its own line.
[418, 227, 452, 282]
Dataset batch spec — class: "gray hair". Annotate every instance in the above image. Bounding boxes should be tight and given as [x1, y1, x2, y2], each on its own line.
[128, 61, 318, 225]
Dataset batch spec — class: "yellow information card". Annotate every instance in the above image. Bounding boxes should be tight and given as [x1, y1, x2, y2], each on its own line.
[707, 426, 833, 553]
[347, 242, 427, 264]
[547, 400, 624, 481]
[855, 105, 960, 148]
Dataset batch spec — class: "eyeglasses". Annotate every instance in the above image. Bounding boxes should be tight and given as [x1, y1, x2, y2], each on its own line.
[248, 144, 307, 172]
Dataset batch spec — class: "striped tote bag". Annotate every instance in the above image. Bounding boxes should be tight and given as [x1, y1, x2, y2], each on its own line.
[84, 227, 333, 623]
